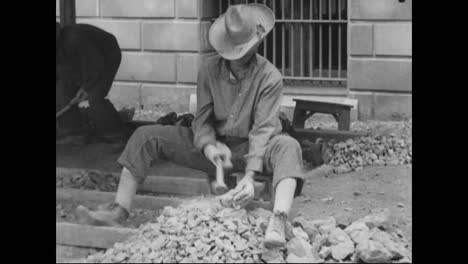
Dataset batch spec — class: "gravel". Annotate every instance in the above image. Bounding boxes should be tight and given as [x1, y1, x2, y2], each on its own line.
[83, 199, 411, 263]
[302, 115, 412, 174]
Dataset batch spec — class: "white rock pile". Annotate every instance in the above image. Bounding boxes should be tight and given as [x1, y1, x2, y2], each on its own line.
[328, 135, 412, 174]
[84, 199, 411, 263]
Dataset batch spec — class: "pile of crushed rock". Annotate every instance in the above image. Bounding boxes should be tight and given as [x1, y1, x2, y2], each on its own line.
[302, 118, 412, 174]
[302, 134, 412, 174]
[84, 199, 411, 263]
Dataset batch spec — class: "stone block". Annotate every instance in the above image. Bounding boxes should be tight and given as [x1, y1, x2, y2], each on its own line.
[116, 52, 176, 82]
[76, 0, 99, 17]
[77, 19, 140, 50]
[350, 0, 412, 20]
[101, 0, 175, 18]
[349, 58, 412, 92]
[349, 91, 374, 121]
[374, 93, 412, 121]
[143, 21, 202, 51]
[107, 82, 141, 110]
[141, 84, 196, 113]
[375, 23, 412, 56]
[350, 23, 373, 55]
[200, 21, 213, 51]
[177, 53, 201, 83]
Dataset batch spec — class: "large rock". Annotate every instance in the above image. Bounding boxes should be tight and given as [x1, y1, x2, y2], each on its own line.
[318, 246, 331, 259]
[286, 237, 313, 257]
[331, 242, 355, 261]
[286, 237, 323, 263]
[356, 240, 393, 263]
[292, 226, 310, 241]
[345, 221, 371, 245]
[328, 228, 355, 260]
[311, 233, 328, 254]
[309, 217, 337, 235]
[370, 228, 409, 260]
[262, 248, 285, 263]
[292, 216, 320, 240]
[286, 253, 322, 263]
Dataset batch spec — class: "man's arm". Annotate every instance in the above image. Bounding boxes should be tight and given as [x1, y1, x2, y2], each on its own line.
[245, 77, 283, 174]
[192, 65, 217, 153]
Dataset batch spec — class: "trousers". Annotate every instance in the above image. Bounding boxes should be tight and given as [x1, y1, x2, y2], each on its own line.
[118, 125, 305, 196]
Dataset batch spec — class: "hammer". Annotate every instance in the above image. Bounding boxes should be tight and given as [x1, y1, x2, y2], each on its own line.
[212, 157, 229, 195]
[56, 88, 87, 120]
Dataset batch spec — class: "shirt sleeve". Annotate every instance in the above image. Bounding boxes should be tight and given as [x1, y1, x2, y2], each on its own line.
[192, 65, 217, 153]
[245, 77, 283, 173]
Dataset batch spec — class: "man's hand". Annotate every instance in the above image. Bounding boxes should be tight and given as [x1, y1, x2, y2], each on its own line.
[203, 142, 233, 170]
[230, 171, 256, 209]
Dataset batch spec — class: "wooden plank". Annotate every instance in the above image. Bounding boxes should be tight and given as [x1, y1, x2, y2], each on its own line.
[57, 222, 138, 249]
[294, 128, 367, 142]
[294, 100, 352, 113]
[142, 175, 211, 195]
[56, 188, 183, 210]
[57, 187, 272, 211]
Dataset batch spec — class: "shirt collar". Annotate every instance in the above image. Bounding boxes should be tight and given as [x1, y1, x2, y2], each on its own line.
[220, 54, 258, 82]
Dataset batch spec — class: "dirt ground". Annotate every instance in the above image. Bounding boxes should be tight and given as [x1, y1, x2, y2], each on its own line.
[56, 113, 412, 260]
[293, 164, 412, 251]
[56, 143, 412, 245]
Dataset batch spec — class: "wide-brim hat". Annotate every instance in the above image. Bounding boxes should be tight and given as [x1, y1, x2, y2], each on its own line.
[209, 4, 275, 60]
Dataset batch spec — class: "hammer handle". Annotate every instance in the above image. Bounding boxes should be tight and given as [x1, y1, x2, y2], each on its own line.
[215, 158, 225, 185]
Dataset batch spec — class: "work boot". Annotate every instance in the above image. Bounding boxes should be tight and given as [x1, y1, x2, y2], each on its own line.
[75, 202, 129, 227]
[264, 211, 288, 248]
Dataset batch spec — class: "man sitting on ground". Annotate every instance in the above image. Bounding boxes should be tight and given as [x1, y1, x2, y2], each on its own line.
[76, 4, 308, 247]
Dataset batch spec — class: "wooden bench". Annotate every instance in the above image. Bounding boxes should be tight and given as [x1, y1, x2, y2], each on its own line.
[292, 99, 353, 131]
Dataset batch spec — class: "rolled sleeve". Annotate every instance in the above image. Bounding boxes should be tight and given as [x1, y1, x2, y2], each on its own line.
[192, 65, 217, 153]
[245, 77, 283, 173]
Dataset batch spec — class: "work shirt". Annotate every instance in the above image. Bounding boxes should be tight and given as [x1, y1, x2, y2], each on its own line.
[192, 53, 283, 173]
[56, 23, 120, 92]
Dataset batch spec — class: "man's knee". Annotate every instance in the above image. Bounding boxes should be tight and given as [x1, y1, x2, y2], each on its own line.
[131, 125, 167, 142]
[271, 134, 301, 152]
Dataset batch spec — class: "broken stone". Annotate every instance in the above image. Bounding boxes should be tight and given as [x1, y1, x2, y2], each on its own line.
[330, 241, 355, 261]
[310, 217, 336, 235]
[311, 233, 329, 254]
[370, 228, 409, 260]
[292, 216, 319, 241]
[286, 237, 312, 257]
[318, 246, 331, 259]
[344, 221, 370, 245]
[292, 226, 309, 241]
[356, 240, 392, 263]
[397, 256, 412, 263]
[261, 248, 285, 263]
[328, 228, 355, 260]
[286, 253, 322, 263]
